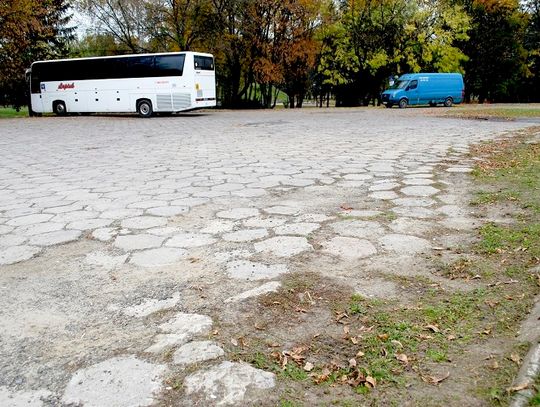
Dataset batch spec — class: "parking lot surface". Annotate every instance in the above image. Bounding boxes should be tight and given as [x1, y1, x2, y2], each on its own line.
[0, 109, 532, 406]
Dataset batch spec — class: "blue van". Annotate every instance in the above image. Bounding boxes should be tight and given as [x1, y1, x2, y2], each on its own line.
[381, 73, 464, 108]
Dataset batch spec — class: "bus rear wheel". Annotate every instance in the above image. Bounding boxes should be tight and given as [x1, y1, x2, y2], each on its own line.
[53, 101, 67, 116]
[137, 100, 153, 118]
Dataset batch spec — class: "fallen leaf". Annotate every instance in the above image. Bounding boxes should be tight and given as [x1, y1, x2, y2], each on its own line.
[268, 342, 281, 348]
[419, 334, 433, 340]
[365, 376, 377, 388]
[212, 329, 219, 336]
[230, 338, 238, 346]
[349, 358, 357, 368]
[507, 382, 529, 392]
[313, 368, 331, 384]
[295, 307, 307, 313]
[303, 362, 314, 372]
[396, 353, 409, 364]
[391, 340, 403, 348]
[254, 324, 265, 331]
[350, 337, 359, 345]
[489, 360, 499, 370]
[447, 335, 456, 341]
[510, 354, 521, 365]
[422, 372, 450, 385]
[425, 324, 440, 333]
[356, 351, 365, 358]
[378, 333, 389, 341]
[272, 301, 281, 305]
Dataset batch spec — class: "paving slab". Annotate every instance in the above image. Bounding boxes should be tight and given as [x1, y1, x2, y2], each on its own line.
[323, 236, 377, 259]
[114, 234, 165, 251]
[28, 230, 81, 247]
[379, 234, 432, 254]
[62, 356, 165, 407]
[222, 229, 268, 242]
[184, 361, 275, 406]
[254, 236, 313, 257]
[165, 232, 217, 248]
[173, 341, 225, 365]
[129, 247, 188, 267]
[226, 260, 289, 280]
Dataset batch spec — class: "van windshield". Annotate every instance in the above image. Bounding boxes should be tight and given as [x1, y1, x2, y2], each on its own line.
[389, 80, 409, 90]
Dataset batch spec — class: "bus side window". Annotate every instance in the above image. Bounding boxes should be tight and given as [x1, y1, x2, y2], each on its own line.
[155, 55, 185, 77]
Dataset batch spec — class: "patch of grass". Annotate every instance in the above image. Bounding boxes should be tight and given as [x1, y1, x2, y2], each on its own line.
[444, 105, 540, 120]
[477, 222, 540, 257]
[279, 400, 303, 407]
[471, 190, 519, 206]
[0, 106, 28, 118]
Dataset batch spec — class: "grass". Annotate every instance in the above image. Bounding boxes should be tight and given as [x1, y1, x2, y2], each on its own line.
[0, 106, 28, 118]
[443, 105, 540, 120]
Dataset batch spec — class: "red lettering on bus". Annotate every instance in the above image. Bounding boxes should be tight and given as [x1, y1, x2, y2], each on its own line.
[58, 83, 75, 90]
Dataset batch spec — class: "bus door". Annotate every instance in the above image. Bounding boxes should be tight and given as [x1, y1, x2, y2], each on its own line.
[27, 69, 44, 114]
[193, 55, 216, 102]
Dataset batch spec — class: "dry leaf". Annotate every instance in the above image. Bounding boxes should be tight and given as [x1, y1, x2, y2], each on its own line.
[507, 382, 529, 392]
[510, 354, 521, 365]
[396, 353, 409, 364]
[349, 358, 357, 368]
[230, 338, 238, 346]
[365, 376, 377, 388]
[356, 351, 365, 358]
[378, 333, 389, 341]
[303, 362, 314, 372]
[419, 334, 433, 340]
[489, 360, 499, 370]
[268, 342, 281, 348]
[422, 372, 450, 385]
[254, 324, 265, 331]
[447, 335, 456, 341]
[425, 324, 440, 333]
[343, 326, 350, 335]
[313, 368, 331, 384]
[391, 340, 403, 348]
[350, 336, 359, 345]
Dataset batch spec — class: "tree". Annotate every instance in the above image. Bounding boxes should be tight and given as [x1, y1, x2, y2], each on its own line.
[0, 0, 74, 109]
[77, 0, 150, 52]
[522, 0, 540, 101]
[458, 0, 528, 102]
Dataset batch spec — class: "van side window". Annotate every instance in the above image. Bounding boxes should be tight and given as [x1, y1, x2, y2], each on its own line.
[409, 80, 418, 90]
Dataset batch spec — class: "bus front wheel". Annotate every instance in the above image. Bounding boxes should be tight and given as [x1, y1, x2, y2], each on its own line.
[53, 101, 67, 116]
[137, 100, 153, 118]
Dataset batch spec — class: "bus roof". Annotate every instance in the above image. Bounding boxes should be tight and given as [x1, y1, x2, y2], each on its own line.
[31, 51, 213, 67]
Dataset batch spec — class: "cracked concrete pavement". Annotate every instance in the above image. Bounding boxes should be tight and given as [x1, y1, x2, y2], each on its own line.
[0, 108, 533, 406]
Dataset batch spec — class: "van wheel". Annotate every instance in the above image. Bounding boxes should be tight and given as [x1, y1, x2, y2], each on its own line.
[444, 97, 453, 107]
[398, 98, 408, 109]
[385, 104, 393, 108]
[53, 101, 67, 116]
[137, 100, 153, 118]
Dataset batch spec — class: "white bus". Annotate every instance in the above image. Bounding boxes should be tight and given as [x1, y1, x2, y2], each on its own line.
[26, 51, 216, 118]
